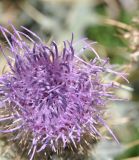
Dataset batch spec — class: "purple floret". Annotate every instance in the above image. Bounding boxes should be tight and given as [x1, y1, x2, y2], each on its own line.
[0, 25, 127, 160]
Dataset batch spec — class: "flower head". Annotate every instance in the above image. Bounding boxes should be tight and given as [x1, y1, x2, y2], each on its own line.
[0, 25, 126, 159]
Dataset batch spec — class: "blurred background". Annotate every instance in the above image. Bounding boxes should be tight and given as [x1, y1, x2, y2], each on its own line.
[0, 0, 139, 160]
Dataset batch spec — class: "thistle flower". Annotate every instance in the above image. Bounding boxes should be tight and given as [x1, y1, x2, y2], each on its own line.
[0, 25, 127, 160]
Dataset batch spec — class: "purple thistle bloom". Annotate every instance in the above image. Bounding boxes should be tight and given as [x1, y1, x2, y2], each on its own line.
[0, 25, 127, 160]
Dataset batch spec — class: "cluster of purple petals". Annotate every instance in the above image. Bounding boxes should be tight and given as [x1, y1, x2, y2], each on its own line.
[0, 25, 124, 160]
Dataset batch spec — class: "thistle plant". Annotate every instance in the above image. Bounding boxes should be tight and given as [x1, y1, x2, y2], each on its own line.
[0, 25, 127, 160]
